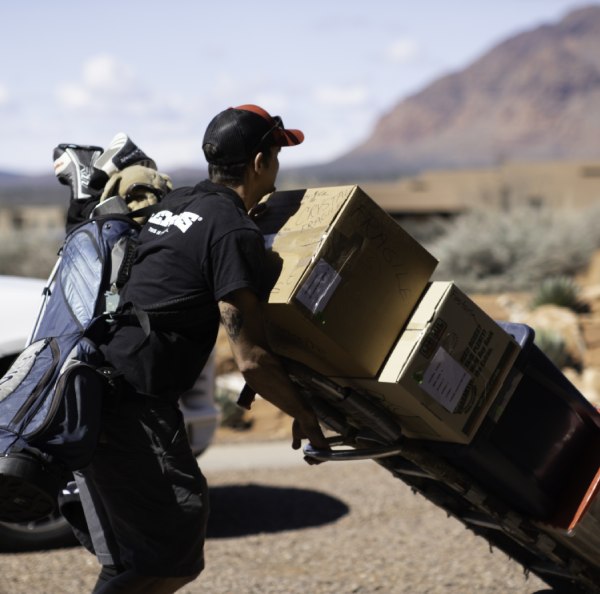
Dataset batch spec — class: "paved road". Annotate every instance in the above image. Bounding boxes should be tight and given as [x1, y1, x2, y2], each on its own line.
[199, 438, 309, 471]
[0, 439, 554, 594]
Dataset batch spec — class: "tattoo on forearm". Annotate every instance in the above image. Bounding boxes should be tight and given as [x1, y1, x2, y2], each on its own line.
[220, 307, 243, 341]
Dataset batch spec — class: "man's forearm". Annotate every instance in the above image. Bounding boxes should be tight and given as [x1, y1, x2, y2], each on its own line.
[237, 346, 312, 419]
[218, 292, 328, 449]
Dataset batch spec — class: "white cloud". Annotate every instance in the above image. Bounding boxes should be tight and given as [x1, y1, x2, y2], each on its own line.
[54, 54, 145, 113]
[313, 85, 368, 107]
[47, 56, 371, 172]
[55, 82, 91, 109]
[386, 38, 419, 64]
[82, 55, 135, 93]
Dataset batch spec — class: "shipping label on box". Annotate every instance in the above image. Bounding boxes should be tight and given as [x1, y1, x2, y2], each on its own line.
[421, 346, 473, 413]
[255, 186, 438, 377]
[333, 282, 520, 443]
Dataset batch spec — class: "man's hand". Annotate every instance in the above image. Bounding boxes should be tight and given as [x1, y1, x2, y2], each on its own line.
[291, 413, 330, 451]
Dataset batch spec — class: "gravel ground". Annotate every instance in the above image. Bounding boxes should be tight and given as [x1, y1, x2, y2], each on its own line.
[0, 452, 551, 594]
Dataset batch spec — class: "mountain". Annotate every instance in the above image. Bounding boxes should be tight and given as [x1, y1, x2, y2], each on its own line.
[0, 172, 72, 206]
[0, 171, 23, 185]
[332, 5, 600, 177]
[0, 168, 215, 207]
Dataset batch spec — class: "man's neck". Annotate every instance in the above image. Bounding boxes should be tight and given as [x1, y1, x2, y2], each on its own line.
[227, 183, 261, 212]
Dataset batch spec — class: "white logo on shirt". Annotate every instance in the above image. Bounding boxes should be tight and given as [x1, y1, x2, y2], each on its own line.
[147, 210, 203, 235]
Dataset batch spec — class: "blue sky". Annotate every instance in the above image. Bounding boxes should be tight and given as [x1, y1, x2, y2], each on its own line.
[0, 0, 593, 175]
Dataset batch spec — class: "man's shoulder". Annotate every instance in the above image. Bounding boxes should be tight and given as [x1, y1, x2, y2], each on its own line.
[162, 182, 208, 205]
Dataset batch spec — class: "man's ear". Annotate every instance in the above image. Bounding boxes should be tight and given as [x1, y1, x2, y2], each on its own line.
[252, 151, 265, 174]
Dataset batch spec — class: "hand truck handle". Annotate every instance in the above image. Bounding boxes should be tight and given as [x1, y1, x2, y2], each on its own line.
[303, 436, 403, 462]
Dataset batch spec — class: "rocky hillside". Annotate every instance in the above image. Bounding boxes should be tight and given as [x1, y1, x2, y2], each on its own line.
[470, 251, 600, 408]
[335, 5, 600, 176]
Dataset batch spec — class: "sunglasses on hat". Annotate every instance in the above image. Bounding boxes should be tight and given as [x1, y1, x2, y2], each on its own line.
[250, 116, 284, 155]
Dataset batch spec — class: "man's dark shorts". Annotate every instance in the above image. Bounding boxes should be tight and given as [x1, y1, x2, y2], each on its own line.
[73, 390, 209, 577]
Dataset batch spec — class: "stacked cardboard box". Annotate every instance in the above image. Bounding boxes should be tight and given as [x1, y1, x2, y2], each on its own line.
[332, 282, 520, 444]
[256, 185, 520, 444]
[255, 185, 437, 377]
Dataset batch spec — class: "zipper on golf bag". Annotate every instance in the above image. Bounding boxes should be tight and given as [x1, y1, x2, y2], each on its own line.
[9, 339, 61, 427]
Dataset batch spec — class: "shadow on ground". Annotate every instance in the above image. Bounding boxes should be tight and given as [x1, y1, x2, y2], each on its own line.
[206, 483, 349, 538]
[0, 484, 348, 552]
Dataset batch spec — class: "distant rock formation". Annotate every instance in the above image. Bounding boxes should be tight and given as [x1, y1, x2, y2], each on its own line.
[337, 6, 600, 175]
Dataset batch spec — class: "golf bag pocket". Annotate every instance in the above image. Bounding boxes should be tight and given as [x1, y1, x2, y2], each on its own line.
[31, 356, 106, 471]
[0, 334, 105, 471]
[0, 335, 107, 522]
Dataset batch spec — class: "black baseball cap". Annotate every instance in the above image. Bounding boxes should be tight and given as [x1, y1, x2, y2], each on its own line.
[202, 104, 304, 166]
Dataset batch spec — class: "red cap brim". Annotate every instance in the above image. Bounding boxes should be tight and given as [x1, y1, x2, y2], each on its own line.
[275, 128, 304, 146]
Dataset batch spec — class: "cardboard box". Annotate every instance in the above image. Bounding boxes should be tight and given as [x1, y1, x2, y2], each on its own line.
[255, 185, 438, 377]
[332, 282, 520, 443]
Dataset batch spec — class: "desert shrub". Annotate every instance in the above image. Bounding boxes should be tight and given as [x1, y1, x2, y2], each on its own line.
[533, 328, 570, 369]
[395, 215, 449, 245]
[425, 204, 600, 293]
[0, 229, 63, 279]
[530, 276, 587, 312]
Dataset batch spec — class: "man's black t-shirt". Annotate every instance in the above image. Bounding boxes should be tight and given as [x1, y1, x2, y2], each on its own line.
[103, 180, 266, 399]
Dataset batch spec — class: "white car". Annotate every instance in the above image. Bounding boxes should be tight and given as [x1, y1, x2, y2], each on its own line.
[0, 275, 220, 551]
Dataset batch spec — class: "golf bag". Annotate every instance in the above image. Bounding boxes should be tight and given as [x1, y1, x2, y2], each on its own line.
[0, 211, 143, 522]
[0, 133, 174, 523]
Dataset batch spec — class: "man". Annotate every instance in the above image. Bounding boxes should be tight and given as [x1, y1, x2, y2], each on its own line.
[75, 105, 329, 593]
